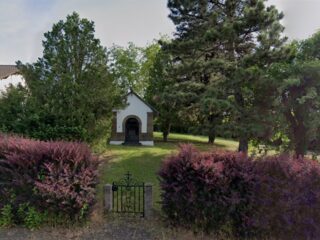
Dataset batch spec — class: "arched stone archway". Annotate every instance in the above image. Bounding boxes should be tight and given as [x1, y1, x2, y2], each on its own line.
[123, 116, 141, 144]
[109, 90, 156, 146]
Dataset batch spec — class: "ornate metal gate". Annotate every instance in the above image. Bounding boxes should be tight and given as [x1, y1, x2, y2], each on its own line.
[112, 172, 145, 217]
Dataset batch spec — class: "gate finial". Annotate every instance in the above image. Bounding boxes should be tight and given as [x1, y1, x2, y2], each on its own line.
[124, 171, 132, 186]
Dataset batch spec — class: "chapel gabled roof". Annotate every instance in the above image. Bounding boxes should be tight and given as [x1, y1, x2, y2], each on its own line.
[0, 65, 19, 80]
[125, 88, 159, 114]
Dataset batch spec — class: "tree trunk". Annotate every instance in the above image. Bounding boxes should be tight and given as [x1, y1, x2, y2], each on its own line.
[294, 141, 306, 158]
[238, 137, 248, 153]
[208, 128, 216, 144]
[293, 124, 307, 158]
[282, 97, 307, 158]
[163, 131, 169, 142]
[162, 123, 171, 142]
[234, 90, 249, 153]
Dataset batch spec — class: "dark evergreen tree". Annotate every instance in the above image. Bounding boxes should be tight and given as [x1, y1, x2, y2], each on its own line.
[166, 0, 289, 151]
[199, 81, 232, 143]
[14, 12, 120, 141]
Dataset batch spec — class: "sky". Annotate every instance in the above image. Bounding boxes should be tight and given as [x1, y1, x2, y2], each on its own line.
[1, 0, 320, 65]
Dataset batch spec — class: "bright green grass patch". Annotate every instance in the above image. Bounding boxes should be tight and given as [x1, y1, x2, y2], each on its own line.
[96, 132, 239, 210]
[153, 132, 239, 151]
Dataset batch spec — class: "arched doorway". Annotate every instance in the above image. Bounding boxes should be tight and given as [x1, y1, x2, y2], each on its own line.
[125, 118, 139, 144]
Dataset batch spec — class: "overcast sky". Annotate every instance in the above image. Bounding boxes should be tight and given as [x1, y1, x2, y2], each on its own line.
[1, 0, 320, 64]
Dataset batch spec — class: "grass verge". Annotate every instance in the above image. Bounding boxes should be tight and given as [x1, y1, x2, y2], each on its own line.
[95, 132, 238, 211]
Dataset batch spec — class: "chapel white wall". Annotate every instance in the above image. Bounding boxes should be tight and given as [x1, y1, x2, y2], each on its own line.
[114, 93, 152, 133]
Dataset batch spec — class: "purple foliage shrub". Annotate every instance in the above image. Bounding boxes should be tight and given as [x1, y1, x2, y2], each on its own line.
[0, 134, 98, 218]
[254, 155, 320, 240]
[159, 144, 258, 236]
[159, 144, 320, 239]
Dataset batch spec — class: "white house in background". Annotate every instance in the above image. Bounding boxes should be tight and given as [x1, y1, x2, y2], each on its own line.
[0, 65, 24, 91]
[109, 89, 157, 146]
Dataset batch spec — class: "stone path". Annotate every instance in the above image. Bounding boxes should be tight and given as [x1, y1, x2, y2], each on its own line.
[0, 218, 204, 240]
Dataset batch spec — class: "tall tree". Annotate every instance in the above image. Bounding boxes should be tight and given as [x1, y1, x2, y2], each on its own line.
[199, 81, 232, 143]
[108, 43, 144, 95]
[108, 42, 160, 96]
[270, 33, 320, 157]
[166, 0, 289, 152]
[145, 46, 179, 142]
[15, 12, 120, 141]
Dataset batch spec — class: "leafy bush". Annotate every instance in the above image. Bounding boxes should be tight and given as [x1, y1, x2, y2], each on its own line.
[159, 144, 320, 239]
[17, 203, 48, 229]
[0, 204, 14, 228]
[159, 144, 258, 237]
[0, 134, 99, 222]
[0, 202, 48, 229]
[23, 205, 47, 230]
[29, 125, 87, 142]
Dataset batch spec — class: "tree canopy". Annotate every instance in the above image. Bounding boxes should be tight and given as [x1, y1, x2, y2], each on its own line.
[269, 34, 320, 157]
[1, 5, 320, 157]
[108, 42, 161, 96]
[164, 0, 290, 151]
[0, 12, 121, 141]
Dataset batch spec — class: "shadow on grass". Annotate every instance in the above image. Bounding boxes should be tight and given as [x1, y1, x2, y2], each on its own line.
[154, 138, 228, 151]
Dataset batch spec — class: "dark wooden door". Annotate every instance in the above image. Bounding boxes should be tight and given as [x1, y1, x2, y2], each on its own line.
[125, 118, 139, 144]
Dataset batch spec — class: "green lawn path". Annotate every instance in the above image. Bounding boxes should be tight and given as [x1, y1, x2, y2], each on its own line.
[96, 132, 238, 210]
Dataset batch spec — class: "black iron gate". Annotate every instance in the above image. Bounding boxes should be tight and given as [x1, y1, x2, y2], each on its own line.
[112, 172, 145, 217]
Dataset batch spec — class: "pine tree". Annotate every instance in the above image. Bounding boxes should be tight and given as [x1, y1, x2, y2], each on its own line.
[166, 0, 289, 151]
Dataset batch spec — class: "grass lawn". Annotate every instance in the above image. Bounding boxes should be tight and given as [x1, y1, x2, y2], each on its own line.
[95, 132, 238, 211]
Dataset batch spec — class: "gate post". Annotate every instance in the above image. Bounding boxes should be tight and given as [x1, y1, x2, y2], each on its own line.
[144, 183, 153, 218]
[104, 184, 113, 211]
